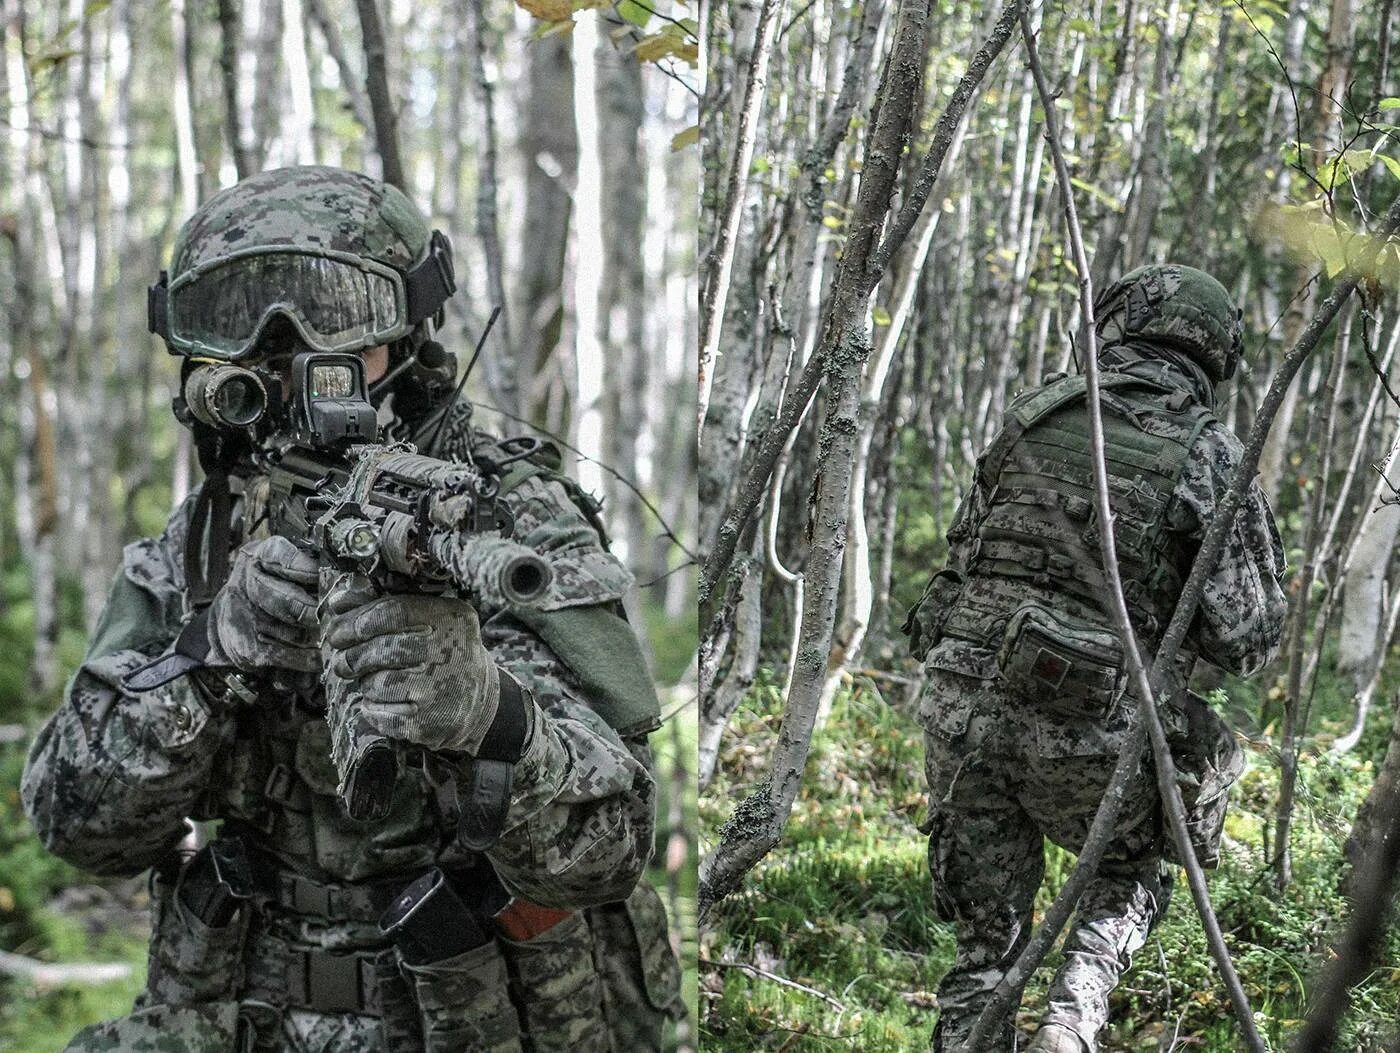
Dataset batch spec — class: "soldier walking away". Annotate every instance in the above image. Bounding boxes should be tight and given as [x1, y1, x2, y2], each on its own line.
[23, 166, 683, 1053]
[903, 265, 1287, 1052]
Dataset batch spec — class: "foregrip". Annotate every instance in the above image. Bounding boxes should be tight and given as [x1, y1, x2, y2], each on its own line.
[331, 706, 400, 823]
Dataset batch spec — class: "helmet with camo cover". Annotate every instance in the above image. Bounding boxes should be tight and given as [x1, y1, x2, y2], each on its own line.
[149, 166, 458, 411]
[1093, 264, 1243, 382]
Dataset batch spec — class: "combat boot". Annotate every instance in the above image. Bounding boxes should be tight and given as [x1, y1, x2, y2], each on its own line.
[1025, 1023, 1089, 1053]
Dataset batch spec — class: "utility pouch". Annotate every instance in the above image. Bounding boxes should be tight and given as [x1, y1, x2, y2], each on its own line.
[145, 847, 252, 1007]
[1165, 690, 1245, 868]
[396, 940, 524, 1053]
[495, 908, 608, 1052]
[586, 882, 683, 1053]
[997, 602, 1125, 718]
[902, 569, 964, 661]
[382, 869, 521, 1053]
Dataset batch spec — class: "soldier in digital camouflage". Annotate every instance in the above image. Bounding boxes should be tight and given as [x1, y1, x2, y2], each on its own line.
[902, 264, 1287, 1052]
[22, 166, 683, 1053]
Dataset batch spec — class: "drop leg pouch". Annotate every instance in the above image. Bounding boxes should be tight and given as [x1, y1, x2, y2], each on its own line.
[398, 938, 525, 1053]
[586, 882, 683, 1053]
[497, 910, 609, 1053]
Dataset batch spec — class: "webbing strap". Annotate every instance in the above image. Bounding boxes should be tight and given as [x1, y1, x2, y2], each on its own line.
[284, 946, 386, 1017]
[457, 672, 527, 852]
[118, 609, 213, 693]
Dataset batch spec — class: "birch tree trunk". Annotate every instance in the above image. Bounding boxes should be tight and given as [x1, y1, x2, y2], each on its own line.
[250, 0, 284, 167]
[598, 33, 648, 568]
[697, 0, 785, 440]
[701, 0, 960, 921]
[571, 15, 605, 494]
[464, 0, 518, 414]
[217, 0, 254, 178]
[281, 0, 316, 166]
[516, 34, 577, 434]
[305, 0, 373, 134]
[356, 0, 406, 188]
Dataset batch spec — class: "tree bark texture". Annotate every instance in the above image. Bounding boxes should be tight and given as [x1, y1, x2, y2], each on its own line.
[355, 0, 406, 189]
[699, 0, 935, 922]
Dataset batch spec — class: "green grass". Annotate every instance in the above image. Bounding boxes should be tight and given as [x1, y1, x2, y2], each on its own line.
[651, 684, 701, 1052]
[0, 915, 147, 1053]
[702, 670, 1400, 1052]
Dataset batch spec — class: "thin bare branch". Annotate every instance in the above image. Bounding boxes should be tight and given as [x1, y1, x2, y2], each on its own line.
[698, 0, 786, 443]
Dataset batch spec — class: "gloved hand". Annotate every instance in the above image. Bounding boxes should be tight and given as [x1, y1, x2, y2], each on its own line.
[206, 535, 321, 673]
[319, 572, 504, 755]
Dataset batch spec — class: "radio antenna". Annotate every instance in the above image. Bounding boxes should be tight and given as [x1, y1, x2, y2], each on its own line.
[426, 305, 501, 454]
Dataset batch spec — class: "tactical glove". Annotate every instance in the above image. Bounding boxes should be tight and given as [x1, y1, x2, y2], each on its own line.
[319, 573, 506, 755]
[206, 535, 321, 673]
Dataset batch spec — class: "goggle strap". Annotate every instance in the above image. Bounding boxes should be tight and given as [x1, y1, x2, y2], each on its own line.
[148, 271, 169, 338]
[405, 230, 456, 326]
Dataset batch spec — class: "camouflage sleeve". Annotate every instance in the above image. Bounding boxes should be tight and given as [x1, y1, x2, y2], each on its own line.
[20, 496, 234, 876]
[1172, 422, 1288, 677]
[480, 621, 656, 908]
[466, 470, 655, 907]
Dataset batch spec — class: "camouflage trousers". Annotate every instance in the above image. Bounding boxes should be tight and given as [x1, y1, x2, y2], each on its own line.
[919, 668, 1174, 1053]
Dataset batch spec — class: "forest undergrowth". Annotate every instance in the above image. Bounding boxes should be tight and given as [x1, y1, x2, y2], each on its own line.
[700, 670, 1400, 1052]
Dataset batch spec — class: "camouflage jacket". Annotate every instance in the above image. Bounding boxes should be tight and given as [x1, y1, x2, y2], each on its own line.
[21, 412, 659, 909]
[923, 350, 1287, 686]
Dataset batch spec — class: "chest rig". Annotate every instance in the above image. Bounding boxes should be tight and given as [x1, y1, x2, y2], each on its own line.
[943, 373, 1214, 653]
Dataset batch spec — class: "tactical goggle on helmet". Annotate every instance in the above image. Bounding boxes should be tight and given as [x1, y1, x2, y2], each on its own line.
[147, 230, 456, 361]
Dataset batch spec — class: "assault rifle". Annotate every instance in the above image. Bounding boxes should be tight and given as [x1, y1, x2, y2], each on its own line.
[262, 351, 552, 827]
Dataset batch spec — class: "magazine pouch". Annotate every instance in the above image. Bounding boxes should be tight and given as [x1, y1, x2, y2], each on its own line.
[497, 909, 609, 1052]
[397, 940, 525, 1053]
[144, 843, 252, 1007]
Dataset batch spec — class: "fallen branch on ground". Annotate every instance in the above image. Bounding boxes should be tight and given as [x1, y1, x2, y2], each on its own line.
[0, 950, 133, 990]
[700, 956, 848, 1011]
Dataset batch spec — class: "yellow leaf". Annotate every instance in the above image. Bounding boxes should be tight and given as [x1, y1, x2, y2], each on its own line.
[516, 0, 574, 21]
[670, 125, 699, 152]
[633, 32, 690, 62]
[535, 18, 577, 38]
